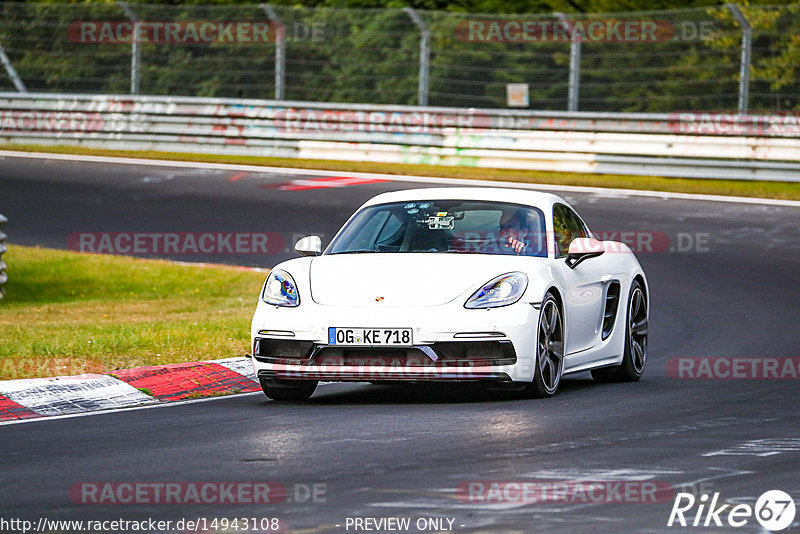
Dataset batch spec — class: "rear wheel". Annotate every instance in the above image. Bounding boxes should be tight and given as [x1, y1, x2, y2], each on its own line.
[592, 280, 647, 382]
[259, 378, 317, 401]
[527, 293, 564, 398]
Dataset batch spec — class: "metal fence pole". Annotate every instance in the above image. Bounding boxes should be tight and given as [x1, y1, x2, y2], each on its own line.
[261, 5, 286, 100]
[556, 13, 580, 112]
[0, 213, 7, 300]
[0, 42, 27, 93]
[727, 4, 751, 114]
[403, 7, 430, 106]
[117, 2, 140, 95]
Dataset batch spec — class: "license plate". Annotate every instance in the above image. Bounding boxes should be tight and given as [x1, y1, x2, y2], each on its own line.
[328, 327, 413, 346]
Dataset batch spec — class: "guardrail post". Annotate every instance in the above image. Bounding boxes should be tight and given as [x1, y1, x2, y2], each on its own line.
[0, 42, 27, 93]
[727, 4, 751, 114]
[403, 7, 430, 106]
[556, 13, 581, 112]
[117, 1, 141, 95]
[261, 4, 286, 100]
[0, 213, 7, 300]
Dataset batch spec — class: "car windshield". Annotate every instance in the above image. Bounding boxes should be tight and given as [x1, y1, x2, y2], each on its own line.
[327, 200, 547, 257]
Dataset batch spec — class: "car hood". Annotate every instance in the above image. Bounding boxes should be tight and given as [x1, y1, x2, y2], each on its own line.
[309, 253, 540, 307]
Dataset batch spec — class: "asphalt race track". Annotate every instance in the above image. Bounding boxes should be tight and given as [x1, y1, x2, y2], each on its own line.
[1, 153, 799, 533]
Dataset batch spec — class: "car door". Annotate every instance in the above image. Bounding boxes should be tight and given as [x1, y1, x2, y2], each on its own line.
[553, 203, 607, 356]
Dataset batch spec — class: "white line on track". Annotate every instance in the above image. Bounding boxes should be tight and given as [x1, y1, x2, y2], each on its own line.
[0, 383, 348, 427]
[2, 150, 799, 208]
[0, 392, 257, 426]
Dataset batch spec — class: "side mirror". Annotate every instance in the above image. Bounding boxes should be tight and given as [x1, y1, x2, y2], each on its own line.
[565, 237, 604, 269]
[295, 235, 322, 257]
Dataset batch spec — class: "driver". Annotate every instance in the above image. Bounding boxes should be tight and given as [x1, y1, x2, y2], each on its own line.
[499, 209, 539, 255]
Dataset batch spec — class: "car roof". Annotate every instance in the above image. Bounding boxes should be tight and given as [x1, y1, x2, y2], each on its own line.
[361, 187, 567, 211]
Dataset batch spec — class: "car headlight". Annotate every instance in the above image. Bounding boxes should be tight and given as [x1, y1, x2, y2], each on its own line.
[465, 272, 528, 309]
[262, 269, 300, 307]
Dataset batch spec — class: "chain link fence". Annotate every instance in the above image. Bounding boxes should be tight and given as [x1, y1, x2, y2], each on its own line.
[1, 3, 799, 112]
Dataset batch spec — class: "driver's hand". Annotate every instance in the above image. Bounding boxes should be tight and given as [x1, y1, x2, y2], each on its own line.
[505, 235, 526, 254]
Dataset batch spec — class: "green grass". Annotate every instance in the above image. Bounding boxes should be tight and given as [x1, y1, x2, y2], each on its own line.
[0, 245, 266, 380]
[2, 143, 800, 201]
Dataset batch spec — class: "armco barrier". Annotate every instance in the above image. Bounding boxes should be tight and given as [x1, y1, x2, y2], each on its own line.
[0, 213, 7, 300]
[1, 93, 800, 181]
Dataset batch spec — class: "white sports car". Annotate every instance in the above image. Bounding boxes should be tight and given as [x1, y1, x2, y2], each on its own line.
[250, 187, 648, 400]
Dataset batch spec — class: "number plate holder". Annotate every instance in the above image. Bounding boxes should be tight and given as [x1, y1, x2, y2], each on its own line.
[328, 328, 413, 346]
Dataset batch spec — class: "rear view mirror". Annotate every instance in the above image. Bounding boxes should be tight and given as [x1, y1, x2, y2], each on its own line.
[566, 237, 604, 269]
[295, 235, 322, 257]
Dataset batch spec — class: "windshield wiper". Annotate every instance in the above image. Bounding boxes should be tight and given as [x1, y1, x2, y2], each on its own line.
[328, 249, 376, 255]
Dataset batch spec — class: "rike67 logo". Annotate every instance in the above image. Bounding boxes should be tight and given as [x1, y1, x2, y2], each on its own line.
[668, 490, 796, 531]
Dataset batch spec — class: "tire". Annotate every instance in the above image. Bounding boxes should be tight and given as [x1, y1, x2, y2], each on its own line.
[259, 378, 317, 401]
[526, 292, 564, 398]
[592, 280, 648, 383]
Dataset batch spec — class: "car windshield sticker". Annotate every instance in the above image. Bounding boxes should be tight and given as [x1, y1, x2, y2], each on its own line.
[407, 208, 419, 214]
[427, 215, 455, 230]
[436, 211, 448, 217]
[404, 203, 417, 209]
[419, 203, 431, 209]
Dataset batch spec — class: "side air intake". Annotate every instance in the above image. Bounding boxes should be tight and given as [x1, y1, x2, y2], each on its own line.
[601, 281, 621, 340]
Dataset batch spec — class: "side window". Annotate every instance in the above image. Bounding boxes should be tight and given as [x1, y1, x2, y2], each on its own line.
[345, 211, 390, 251]
[374, 211, 404, 250]
[553, 204, 588, 258]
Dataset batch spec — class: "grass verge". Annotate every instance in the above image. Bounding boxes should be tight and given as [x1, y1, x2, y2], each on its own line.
[0, 244, 265, 380]
[2, 143, 799, 201]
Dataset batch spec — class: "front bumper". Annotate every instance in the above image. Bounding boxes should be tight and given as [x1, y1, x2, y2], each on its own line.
[253, 339, 516, 382]
[250, 300, 539, 383]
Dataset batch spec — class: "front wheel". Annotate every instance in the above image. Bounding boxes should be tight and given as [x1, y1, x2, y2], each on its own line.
[259, 378, 317, 401]
[592, 280, 648, 383]
[526, 293, 564, 398]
